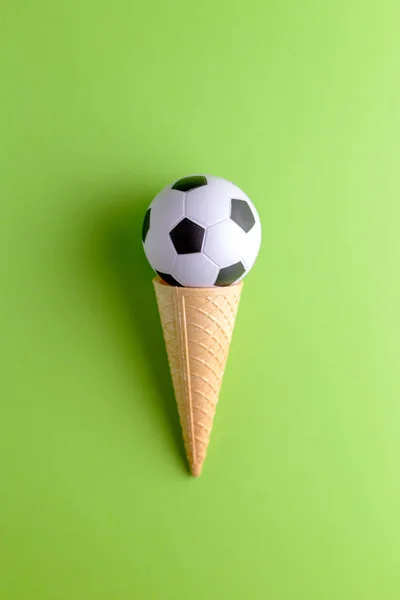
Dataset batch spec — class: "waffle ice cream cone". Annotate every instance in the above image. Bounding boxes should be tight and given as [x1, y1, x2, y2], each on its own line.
[153, 277, 243, 476]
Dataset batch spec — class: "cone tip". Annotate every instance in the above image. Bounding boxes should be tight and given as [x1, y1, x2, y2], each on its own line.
[190, 462, 203, 477]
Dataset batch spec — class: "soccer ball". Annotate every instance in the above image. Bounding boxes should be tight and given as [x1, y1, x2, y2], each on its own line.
[142, 175, 261, 287]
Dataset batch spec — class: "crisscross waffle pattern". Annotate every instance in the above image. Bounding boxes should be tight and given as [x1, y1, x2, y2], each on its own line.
[153, 278, 243, 476]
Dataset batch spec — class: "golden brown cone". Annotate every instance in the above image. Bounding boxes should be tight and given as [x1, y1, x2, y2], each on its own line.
[153, 277, 243, 476]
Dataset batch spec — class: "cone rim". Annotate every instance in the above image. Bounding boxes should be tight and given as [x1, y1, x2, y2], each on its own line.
[153, 276, 243, 297]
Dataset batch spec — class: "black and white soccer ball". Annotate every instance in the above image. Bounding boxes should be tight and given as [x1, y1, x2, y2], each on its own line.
[142, 175, 261, 287]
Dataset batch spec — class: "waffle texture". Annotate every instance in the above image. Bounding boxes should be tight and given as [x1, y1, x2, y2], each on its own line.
[153, 277, 243, 476]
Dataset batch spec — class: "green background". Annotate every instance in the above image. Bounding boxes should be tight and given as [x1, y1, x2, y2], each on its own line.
[1, 1, 400, 598]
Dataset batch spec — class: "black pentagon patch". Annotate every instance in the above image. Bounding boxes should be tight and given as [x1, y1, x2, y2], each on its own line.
[170, 218, 205, 254]
[172, 175, 207, 192]
[142, 208, 151, 243]
[215, 262, 245, 286]
[156, 271, 183, 287]
[230, 199, 255, 233]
